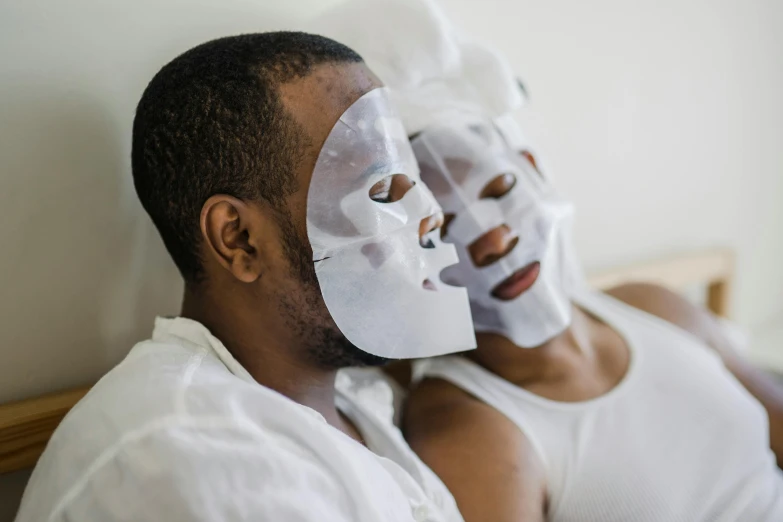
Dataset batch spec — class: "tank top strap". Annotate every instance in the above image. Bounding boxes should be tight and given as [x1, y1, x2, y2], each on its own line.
[413, 357, 550, 471]
[573, 287, 701, 346]
[572, 287, 725, 371]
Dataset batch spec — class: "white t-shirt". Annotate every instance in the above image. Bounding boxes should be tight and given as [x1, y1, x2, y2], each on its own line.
[15, 317, 463, 522]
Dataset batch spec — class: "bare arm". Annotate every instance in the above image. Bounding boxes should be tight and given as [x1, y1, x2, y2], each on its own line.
[607, 282, 783, 466]
[404, 380, 547, 522]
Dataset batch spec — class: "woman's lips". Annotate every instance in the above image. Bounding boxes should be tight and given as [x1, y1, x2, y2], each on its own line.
[491, 261, 541, 301]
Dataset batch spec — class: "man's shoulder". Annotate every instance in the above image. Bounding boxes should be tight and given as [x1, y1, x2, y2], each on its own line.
[35, 339, 231, 475]
[61, 338, 228, 431]
[21, 339, 365, 522]
[21, 407, 357, 522]
[52, 336, 329, 456]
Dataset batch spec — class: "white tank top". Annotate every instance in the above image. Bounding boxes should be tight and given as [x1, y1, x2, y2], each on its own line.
[415, 291, 783, 522]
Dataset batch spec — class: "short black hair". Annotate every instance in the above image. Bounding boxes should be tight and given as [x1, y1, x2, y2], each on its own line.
[132, 32, 363, 282]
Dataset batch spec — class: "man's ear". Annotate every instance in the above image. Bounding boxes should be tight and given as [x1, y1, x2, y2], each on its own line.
[200, 195, 263, 283]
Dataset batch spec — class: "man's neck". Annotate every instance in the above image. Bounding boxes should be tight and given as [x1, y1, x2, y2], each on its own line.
[181, 287, 360, 440]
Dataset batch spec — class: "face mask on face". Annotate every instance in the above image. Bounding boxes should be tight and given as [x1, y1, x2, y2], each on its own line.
[307, 87, 476, 359]
[412, 117, 582, 348]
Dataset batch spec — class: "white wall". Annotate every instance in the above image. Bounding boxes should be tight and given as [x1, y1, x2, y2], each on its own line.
[437, 0, 783, 358]
[1, 0, 781, 519]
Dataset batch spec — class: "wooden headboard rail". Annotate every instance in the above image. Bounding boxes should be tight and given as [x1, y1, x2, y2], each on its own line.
[0, 386, 90, 475]
[587, 247, 734, 317]
[0, 247, 735, 475]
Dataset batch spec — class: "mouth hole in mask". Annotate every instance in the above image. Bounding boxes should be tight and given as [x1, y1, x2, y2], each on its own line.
[490, 260, 541, 301]
[369, 174, 416, 203]
[468, 225, 520, 268]
[480, 173, 517, 199]
[419, 211, 444, 248]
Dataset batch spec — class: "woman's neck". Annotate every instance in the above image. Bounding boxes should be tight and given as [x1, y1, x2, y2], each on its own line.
[465, 305, 627, 401]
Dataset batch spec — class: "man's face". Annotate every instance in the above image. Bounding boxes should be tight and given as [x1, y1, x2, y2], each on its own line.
[266, 62, 448, 368]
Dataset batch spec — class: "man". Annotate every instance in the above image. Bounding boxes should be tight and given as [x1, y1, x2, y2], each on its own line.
[315, 1, 783, 521]
[15, 32, 475, 522]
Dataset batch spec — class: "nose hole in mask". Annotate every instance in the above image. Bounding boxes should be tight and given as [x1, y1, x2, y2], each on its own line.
[440, 213, 456, 240]
[369, 174, 416, 203]
[468, 226, 520, 268]
[479, 173, 517, 199]
[419, 211, 444, 248]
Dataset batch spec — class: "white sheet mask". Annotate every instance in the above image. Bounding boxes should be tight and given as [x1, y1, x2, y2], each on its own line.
[307, 87, 476, 359]
[412, 117, 581, 347]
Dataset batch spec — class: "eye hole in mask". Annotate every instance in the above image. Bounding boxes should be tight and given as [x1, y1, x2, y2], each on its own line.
[369, 173, 416, 203]
[480, 173, 517, 199]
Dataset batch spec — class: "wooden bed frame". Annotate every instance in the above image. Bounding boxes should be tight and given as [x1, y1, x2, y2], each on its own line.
[0, 247, 735, 475]
[587, 247, 734, 317]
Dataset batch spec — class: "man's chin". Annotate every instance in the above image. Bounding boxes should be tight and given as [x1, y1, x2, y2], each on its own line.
[308, 328, 392, 370]
[346, 348, 393, 368]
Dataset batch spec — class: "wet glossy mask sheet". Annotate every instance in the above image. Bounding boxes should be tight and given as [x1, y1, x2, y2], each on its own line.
[307, 88, 476, 359]
[412, 117, 581, 347]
